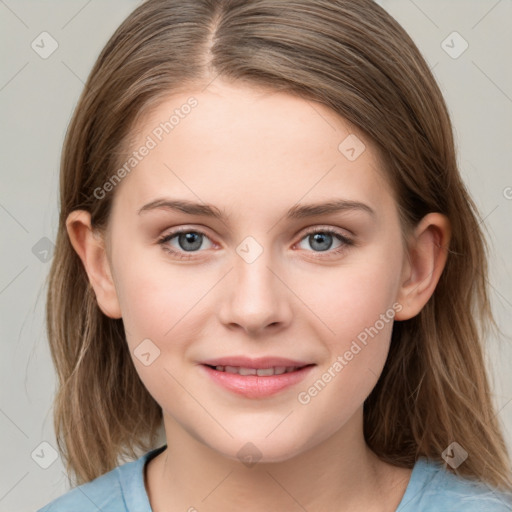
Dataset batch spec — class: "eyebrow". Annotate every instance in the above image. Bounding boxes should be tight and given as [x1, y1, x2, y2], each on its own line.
[137, 198, 376, 221]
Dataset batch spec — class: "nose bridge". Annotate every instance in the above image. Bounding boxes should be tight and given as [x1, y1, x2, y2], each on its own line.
[219, 233, 290, 332]
[236, 240, 275, 295]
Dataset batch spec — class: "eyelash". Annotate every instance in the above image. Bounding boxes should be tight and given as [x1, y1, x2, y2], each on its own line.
[157, 226, 355, 261]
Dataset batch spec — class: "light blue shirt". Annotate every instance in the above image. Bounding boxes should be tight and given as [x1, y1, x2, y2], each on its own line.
[37, 444, 512, 511]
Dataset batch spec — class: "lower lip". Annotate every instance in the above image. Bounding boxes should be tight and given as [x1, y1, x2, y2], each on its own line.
[199, 364, 315, 398]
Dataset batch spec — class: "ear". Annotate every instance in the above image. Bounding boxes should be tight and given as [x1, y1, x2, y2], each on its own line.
[66, 210, 122, 319]
[394, 212, 451, 321]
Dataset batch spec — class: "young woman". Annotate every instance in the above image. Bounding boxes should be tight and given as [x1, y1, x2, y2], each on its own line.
[38, 0, 512, 510]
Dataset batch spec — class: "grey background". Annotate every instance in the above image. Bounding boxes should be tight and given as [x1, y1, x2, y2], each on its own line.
[0, 1, 511, 510]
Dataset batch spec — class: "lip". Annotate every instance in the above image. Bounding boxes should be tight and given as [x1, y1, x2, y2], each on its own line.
[199, 360, 316, 399]
[200, 356, 313, 369]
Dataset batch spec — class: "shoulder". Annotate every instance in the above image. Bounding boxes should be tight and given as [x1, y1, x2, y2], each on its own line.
[35, 466, 124, 512]
[35, 445, 167, 512]
[397, 457, 512, 512]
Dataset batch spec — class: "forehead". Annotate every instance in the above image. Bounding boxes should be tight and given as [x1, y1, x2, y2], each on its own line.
[110, 80, 395, 222]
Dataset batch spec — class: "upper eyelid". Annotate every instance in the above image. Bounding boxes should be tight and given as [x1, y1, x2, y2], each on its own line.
[301, 225, 353, 238]
[159, 225, 353, 245]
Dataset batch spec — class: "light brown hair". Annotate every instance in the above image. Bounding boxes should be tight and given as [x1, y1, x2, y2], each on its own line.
[46, 0, 512, 490]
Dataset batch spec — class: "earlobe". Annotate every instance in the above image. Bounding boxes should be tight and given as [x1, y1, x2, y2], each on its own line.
[394, 212, 451, 321]
[66, 210, 122, 319]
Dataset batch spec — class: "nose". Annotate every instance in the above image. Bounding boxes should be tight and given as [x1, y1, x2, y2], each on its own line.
[217, 245, 292, 336]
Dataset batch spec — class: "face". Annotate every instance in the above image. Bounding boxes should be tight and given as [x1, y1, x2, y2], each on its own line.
[102, 79, 408, 463]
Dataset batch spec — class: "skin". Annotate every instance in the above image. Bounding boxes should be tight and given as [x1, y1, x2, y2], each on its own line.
[67, 78, 451, 511]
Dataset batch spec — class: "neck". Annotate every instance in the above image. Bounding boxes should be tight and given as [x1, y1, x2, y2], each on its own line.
[145, 408, 411, 512]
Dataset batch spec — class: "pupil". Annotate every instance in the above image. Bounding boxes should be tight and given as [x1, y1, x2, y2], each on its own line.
[180, 232, 202, 251]
[311, 233, 332, 252]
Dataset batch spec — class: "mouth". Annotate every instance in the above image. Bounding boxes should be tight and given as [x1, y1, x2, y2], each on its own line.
[199, 363, 316, 398]
[203, 364, 313, 376]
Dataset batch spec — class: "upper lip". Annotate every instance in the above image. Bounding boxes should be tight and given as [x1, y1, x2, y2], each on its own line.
[200, 356, 314, 369]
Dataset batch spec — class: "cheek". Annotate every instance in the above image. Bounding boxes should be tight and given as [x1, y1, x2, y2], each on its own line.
[112, 247, 208, 410]
[298, 253, 400, 346]
[113, 240, 208, 340]
[293, 251, 400, 407]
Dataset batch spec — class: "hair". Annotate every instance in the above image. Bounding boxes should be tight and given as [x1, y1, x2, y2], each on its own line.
[45, 0, 512, 491]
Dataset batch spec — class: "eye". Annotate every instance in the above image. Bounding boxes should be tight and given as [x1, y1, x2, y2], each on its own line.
[295, 227, 355, 258]
[157, 228, 214, 260]
[157, 226, 355, 261]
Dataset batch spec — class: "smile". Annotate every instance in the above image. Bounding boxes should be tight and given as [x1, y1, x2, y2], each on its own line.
[200, 363, 315, 398]
[206, 364, 305, 376]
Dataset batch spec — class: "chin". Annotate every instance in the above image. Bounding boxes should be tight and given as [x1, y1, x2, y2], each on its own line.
[210, 433, 309, 466]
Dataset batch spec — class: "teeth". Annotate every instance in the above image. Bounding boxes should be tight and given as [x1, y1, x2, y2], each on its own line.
[212, 365, 301, 376]
[239, 367, 257, 376]
[256, 368, 275, 376]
